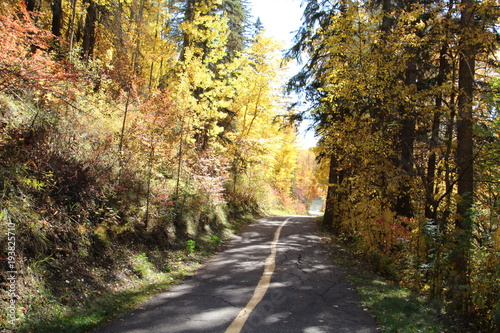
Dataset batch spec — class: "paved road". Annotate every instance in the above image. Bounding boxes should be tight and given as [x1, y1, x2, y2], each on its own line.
[95, 216, 378, 333]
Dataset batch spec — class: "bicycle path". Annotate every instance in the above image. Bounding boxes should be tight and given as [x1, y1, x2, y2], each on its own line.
[94, 216, 378, 333]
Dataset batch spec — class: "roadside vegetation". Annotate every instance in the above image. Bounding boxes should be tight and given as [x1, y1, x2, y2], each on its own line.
[15, 235, 243, 333]
[321, 224, 480, 333]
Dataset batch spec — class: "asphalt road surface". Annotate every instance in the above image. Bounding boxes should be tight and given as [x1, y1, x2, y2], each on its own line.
[95, 216, 378, 333]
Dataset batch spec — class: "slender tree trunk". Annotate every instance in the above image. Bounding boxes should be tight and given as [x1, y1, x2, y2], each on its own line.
[426, 44, 448, 222]
[395, 52, 417, 218]
[117, 87, 132, 185]
[442, 93, 456, 225]
[175, 114, 186, 197]
[132, 0, 146, 78]
[144, 145, 155, 229]
[323, 155, 341, 233]
[50, 0, 63, 54]
[425, 110, 440, 219]
[69, 0, 78, 54]
[396, 111, 416, 217]
[456, 0, 475, 234]
[381, 0, 392, 33]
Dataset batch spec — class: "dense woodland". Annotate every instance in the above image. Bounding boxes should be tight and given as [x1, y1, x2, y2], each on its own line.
[0, 0, 499, 331]
[289, 0, 500, 330]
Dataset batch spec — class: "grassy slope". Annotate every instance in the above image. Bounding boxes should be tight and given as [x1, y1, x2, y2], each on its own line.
[0, 92, 262, 332]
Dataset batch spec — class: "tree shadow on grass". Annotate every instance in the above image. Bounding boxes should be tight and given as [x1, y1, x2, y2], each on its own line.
[18, 262, 196, 333]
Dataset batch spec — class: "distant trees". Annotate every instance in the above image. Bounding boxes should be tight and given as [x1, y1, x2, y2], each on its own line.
[289, 0, 500, 329]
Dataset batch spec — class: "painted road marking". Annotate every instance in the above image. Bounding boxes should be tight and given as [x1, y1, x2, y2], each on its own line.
[225, 218, 290, 333]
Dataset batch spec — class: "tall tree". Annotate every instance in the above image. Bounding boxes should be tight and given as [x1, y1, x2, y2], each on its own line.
[452, 0, 477, 312]
[394, 0, 418, 219]
[174, 0, 249, 151]
[456, 0, 476, 232]
[221, 0, 249, 59]
[286, 0, 343, 231]
[51, 0, 62, 37]
[82, 0, 98, 59]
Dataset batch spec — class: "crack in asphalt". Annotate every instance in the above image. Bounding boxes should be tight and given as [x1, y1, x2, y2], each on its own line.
[294, 257, 309, 276]
[279, 251, 289, 264]
[211, 295, 238, 308]
[315, 281, 337, 301]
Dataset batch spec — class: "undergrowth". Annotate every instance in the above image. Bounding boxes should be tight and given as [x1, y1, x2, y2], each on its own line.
[319, 224, 482, 333]
[16, 248, 216, 333]
[0, 216, 256, 333]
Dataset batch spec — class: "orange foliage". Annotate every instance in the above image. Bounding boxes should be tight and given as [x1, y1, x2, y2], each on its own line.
[0, 2, 68, 93]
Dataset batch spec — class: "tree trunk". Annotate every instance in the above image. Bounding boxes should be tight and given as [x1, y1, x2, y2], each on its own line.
[425, 110, 440, 220]
[69, 0, 78, 54]
[26, 0, 36, 11]
[82, 0, 98, 59]
[117, 87, 132, 186]
[395, 114, 415, 218]
[323, 155, 341, 233]
[453, 0, 476, 312]
[179, 0, 195, 62]
[456, 0, 475, 234]
[51, 0, 63, 37]
[425, 44, 448, 222]
[380, 0, 392, 33]
[395, 52, 417, 218]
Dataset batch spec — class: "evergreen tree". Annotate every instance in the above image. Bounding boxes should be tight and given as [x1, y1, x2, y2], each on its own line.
[221, 0, 250, 58]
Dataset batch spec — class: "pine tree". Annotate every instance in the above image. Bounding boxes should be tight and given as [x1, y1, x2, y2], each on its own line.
[221, 0, 249, 59]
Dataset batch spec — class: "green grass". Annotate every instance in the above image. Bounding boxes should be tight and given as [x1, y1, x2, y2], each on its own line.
[322, 236, 474, 333]
[22, 282, 176, 333]
[10, 224, 245, 333]
[15, 252, 208, 333]
[353, 277, 446, 332]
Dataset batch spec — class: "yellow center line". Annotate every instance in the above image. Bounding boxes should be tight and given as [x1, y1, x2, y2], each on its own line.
[225, 218, 290, 333]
